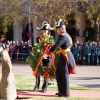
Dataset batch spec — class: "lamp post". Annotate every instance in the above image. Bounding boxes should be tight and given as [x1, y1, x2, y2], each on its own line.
[27, 4, 34, 46]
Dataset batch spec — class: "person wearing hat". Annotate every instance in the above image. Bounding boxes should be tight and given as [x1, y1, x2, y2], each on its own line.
[44, 19, 76, 97]
[33, 21, 54, 92]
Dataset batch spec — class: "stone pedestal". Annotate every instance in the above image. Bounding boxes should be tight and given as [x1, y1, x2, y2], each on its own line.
[0, 50, 17, 100]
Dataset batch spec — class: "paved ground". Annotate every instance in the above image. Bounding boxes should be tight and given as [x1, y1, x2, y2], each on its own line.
[0, 62, 100, 99]
[70, 65, 100, 90]
[1, 63, 100, 90]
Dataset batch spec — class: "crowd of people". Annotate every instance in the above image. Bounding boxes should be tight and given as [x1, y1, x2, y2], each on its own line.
[0, 40, 31, 62]
[72, 40, 100, 66]
[0, 36, 100, 66]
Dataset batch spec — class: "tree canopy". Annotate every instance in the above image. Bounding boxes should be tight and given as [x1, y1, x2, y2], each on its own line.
[0, 0, 76, 33]
[76, 0, 100, 40]
[76, 0, 100, 26]
[27, 0, 76, 27]
[0, 0, 24, 33]
[1, 0, 100, 38]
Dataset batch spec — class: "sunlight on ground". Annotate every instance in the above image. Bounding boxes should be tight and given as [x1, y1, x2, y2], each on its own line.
[0, 75, 100, 100]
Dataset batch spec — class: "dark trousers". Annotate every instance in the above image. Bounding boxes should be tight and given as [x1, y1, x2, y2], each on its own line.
[34, 57, 52, 91]
[56, 55, 70, 96]
[34, 76, 40, 89]
[73, 54, 79, 65]
[85, 55, 90, 65]
[99, 55, 100, 65]
[12, 53, 17, 61]
[94, 55, 99, 65]
[90, 55, 94, 65]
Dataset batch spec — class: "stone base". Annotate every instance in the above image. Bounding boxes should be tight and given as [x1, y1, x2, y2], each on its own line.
[0, 50, 17, 100]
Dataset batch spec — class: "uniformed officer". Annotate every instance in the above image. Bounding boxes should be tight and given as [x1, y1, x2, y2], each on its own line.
[33, 22, 53, 92]
[83, 42, 91, 65]
[44, 19, 76, 97]
[89, 42, 94, 65]
[93, 42, 99, 65]
[90, 41, 95, 65]
[71, 42, 80, 65]
[81, 43, 85, 65]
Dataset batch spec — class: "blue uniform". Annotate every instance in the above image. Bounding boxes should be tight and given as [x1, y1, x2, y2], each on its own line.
[71, 45, 80, 65]
[94, 45, 99, 65]
[90, 45, 94, 65]
[83, 45, 91, 65]
[49, 33, 76, 97]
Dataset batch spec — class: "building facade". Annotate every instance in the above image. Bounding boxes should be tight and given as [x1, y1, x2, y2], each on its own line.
[4, 0, 98, 44]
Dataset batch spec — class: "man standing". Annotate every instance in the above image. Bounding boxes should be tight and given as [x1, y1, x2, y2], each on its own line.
[44, 19, 76, 97]
[71, 42, 80, 65]
[83, 42, 91, 65]
[94, 42, 99, 65]
[33, 22, 54, 92]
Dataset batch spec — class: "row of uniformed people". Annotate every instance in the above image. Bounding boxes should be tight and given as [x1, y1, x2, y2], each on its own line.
[71, 41, 100, 65]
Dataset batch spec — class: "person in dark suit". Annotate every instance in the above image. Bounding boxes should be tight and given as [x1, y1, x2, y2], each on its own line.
[83, 42, 91, 65]
[44, 19, 76, 97]
[71, 42, 80, 65]
[93, 42, 99, 65]
[33, 21, 54, 93]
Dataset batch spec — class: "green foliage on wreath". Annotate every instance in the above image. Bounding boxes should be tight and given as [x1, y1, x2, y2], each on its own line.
[26, 35, 60, 79]
[42, 66, 56, 79]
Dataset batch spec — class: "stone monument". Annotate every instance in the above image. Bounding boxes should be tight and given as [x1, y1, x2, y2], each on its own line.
[0, 48, 17, 100]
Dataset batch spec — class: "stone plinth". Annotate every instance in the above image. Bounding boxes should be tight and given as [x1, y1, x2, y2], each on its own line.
[0, 50, 17, 100]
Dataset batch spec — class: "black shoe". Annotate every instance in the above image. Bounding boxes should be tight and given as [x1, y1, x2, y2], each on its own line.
[33, 87, 38, 91]
[42, 90, 46, 93]
[42, 89, 46, 93]
[55, 92, 60, 95]
[58, 94, 69, 97]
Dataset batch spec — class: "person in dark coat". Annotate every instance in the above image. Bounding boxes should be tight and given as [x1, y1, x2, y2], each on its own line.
[44, 19, 76, 97]
[93, 42, 99, 65]
[83, 42, 91, 65]
[33, 21, 54, 93]
[71, 42, 80, 65]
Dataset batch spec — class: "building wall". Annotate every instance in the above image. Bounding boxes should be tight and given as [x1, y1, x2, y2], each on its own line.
[75, 12, 85, 43]
[13, 21, 22, 41]
[13, 14, 86, 44]
[13, 0, 96, 44]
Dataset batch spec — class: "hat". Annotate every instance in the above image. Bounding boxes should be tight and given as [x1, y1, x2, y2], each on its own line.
[56, 19, 65, 28]
[37, 21, 54, 30]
